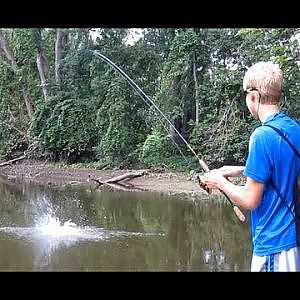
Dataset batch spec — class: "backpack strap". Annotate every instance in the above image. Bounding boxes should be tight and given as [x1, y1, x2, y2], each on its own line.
[263, 123, 300, 221]
[269, 178, 296, 220]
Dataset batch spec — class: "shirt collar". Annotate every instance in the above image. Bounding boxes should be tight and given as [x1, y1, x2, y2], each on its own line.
[262, 111, 283, 125]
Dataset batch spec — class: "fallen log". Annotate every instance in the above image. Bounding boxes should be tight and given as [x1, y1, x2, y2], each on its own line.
[0, 142, 38, 167]
[88, 170, 149, 190]
[104, 170, 148, 183]
[0, 154, 27, 167]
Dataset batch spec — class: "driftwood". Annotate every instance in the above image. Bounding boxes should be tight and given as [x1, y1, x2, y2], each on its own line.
[88, 170, 149, 191]
[105, 170, 148, 183]
[97, 182, 146, 192]
[0, 154, 27, 167]
[0, 142, 39, 167]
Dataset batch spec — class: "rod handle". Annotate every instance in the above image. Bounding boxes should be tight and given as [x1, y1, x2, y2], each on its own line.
[233, 205, 246, 222]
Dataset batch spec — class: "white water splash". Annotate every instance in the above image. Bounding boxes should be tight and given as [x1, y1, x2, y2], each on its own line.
[0, 195, 164, 249]
[35, 214, 81, 238]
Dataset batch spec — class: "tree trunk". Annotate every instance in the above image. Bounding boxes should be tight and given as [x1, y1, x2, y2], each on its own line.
[55, 29, 67, 86]
[0, 29, 33, 119]
[36, 50, 49, 99]
[193, 53, 199, 125]
[170, 74, 183, 146]
[21, 83, 33, 119]
[0, 30, 19, 73]
[181, 60, 194, 142]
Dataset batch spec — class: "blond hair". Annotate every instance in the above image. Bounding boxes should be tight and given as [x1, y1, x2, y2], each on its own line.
[243, 61, 283, 104]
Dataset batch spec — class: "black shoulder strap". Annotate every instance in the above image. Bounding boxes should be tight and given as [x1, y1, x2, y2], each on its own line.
[263, 123, 300, 221]
[269, 177, 296, 220]
[263, 124, 300, 159]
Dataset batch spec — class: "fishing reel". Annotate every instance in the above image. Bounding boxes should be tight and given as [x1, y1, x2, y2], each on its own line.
[196, 175, 212, 194]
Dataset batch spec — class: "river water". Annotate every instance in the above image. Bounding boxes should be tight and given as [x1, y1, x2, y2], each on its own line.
[0, 176, 251, 271]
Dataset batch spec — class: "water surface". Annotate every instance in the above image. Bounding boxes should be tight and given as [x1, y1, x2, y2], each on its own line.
[0, 176, 251, 271]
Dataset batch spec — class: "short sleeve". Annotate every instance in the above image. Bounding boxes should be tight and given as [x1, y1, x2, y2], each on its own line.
[243, 128, 272, 184]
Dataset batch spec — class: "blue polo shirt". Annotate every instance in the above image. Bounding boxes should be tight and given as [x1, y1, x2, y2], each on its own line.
[244, 112, 300, 256]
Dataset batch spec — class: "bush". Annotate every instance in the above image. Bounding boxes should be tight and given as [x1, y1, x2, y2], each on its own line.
[29, 94, 98, 162]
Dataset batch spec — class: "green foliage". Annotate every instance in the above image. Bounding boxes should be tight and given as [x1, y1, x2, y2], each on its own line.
[0, 29, 41, 157]
[29, 94, 98, 162]
[163, 155, 200, 173]
[191, 116, 252, 167]
[0, 27, 299, 170]
[94, 85, 147, 166]
[90, 32, 163, 167]
[61, 31, 94, 98]
[164, 29, 198, 75]
[137, 131, 171, 166]
[136, 128, 200, 172]
[141, 28, 178, 59]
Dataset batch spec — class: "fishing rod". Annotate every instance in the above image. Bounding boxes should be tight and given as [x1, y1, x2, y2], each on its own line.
[196, 175, 245, 222]
[90, 50, 245, 222]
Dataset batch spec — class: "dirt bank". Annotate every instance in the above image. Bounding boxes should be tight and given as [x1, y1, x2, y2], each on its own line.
[0, 159, 208, 196]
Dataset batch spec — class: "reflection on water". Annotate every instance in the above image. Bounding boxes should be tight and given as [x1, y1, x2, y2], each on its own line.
[203, 249, 228, 271]
[0, 175, 251, 271]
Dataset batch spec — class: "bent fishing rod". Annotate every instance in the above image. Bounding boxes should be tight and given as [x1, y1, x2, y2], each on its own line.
[90, 50, 245, 222]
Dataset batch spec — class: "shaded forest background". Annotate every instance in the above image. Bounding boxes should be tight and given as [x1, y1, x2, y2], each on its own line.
[0, 28, 299, 173]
